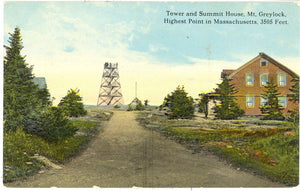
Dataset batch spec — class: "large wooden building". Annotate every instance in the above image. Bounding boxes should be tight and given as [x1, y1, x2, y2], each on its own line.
[221, 52, 299, 116]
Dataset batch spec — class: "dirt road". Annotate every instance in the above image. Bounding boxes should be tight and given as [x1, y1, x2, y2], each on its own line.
[5, 110, 283, 187]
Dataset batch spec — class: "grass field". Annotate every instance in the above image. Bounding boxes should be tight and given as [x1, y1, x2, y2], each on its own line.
[137, 111, 299, 186]
[3, 109, 112, 183]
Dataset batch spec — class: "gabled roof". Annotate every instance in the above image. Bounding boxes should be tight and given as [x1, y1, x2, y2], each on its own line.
[130, 97, 141, 105]
[229, 52, 299, 78]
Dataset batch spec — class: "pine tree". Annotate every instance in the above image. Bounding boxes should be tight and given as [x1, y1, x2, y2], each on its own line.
[163, 85, 194, 119]
[213, 77, 244, 120]
[260, 81, 285, 120]
[58, 88, 87, 117]
[289, 77, 299, 103]
[4, 27, 44, 132]
[199, 93, 209, 118]
[288, 77, 299, 122]
[144, 100, 149, 107]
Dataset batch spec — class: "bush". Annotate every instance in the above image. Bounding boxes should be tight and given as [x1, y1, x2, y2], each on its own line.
[3, 127, 88, 182]
[23, 107, 78, 142]
[114, 104, 121, 108]
[135, 100, 145, 111]
[127, 104, 134, 111]
[58, 88, 87, 117]
[3, 128, 42, 182]
[162, 85, 194, 119]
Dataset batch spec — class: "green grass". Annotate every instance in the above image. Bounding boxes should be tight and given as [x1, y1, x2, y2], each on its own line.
[137, 112, 299, 186]
[3, 119, 97, 182]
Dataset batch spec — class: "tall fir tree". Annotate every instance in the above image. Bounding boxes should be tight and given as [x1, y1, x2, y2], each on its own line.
[4, 27, 51, 132]
[260, 81, 285, 120]
[289, 77, 299, 103]
[288, 77, 299, 122]
[213, 77, 244, 120]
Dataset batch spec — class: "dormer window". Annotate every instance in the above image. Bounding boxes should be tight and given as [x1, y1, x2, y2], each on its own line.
[260, 58, 268, 66]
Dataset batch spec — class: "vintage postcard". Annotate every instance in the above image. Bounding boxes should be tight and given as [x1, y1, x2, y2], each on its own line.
[2, 0, 300, 189]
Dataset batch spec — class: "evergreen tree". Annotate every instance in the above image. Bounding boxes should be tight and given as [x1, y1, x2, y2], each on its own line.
[260, 81, 285, 120]
[4, 27, 45, 132]
[213, 77, 244, 120]
[289, 77, 299, 103]
[36, 87, 52, 107]
[199, 93, 209, 118]
[58, 88, 87, 117]
[163, 85, 194, 119]
[288, 77, 299, 122]
[23, 106, 78, 142]
[144, 100, 149, 107]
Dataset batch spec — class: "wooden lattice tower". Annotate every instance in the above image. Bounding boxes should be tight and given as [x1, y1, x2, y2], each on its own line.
[97, 62, 124, 105]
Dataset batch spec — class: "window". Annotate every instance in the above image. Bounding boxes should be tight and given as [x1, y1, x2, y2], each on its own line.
[278, 96, 287, 107]
[260, 73, 268, 86]
[260, 58, 268, 66]
[246, 95, 255, 108]
[245, 72, 254, 85]
[277, 72, 286, 86]
[260, 96, 268, 106]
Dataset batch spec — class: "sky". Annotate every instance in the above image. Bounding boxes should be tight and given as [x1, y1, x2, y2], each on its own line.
[3, 1, 300, 105]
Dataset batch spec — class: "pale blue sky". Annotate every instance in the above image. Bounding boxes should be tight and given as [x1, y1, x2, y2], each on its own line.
[3, 1, 300, 105]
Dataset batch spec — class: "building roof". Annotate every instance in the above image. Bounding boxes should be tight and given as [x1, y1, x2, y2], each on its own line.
[130, 97, 141, 105]
[221, 69, 235, 78]
[228, 52, 299, 78]
[32, 77, 47, 89]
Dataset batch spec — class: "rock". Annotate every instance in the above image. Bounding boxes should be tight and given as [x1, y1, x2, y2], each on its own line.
[33, 155, 63, 170]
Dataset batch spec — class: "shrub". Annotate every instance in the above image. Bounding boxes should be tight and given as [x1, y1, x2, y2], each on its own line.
[127, 104, 134, 111]
[135, 100, 145, 111]
[114, 104, 121, 108]
[23, 107, 78, 142]
[58, 88, 87, 117]
[162, 85, 194, 119]
[3, 128, 42, 182]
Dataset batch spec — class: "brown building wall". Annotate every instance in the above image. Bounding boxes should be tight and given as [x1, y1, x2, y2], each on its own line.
[230, 55, 298, 116]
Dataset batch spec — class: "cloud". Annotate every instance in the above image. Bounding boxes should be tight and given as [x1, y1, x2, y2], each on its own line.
[242, 2, 260, 13]
[149, 44, 169, 52]
[63, 45, 75, 53]
[4, 2, 299, 106]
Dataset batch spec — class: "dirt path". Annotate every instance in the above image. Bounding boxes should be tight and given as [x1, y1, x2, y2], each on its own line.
[5, 110, 283, 187]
